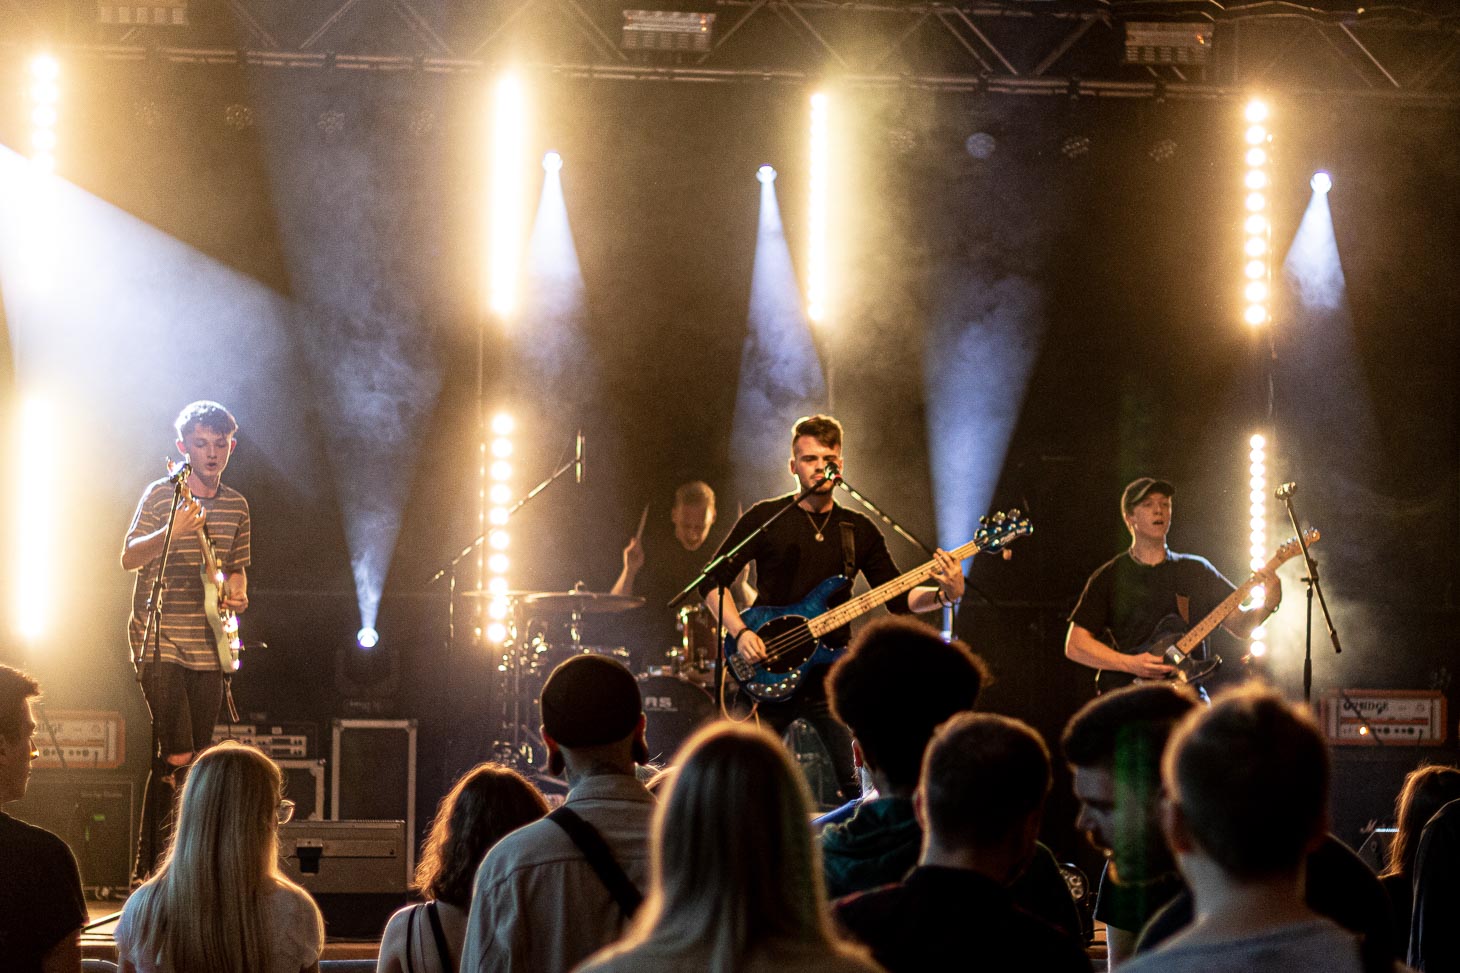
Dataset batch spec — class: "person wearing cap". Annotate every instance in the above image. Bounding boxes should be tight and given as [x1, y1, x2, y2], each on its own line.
[460, 655, 655, 973]
[1064, 477, 1281, 695]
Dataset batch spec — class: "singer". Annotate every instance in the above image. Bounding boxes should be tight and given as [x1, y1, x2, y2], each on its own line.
[699, 414, 964, 801]
[120, 400, 252, 880]
[1064, 476, 1282, 694]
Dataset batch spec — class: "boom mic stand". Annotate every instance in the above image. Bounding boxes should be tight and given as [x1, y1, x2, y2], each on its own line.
[134, 460, 189, 880]
[1276, 482, 1341, 704]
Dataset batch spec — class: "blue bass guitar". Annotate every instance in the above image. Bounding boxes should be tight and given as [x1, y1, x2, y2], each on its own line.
[724, 511, 1032, 703]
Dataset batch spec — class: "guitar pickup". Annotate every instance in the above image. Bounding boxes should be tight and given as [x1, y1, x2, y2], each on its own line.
[730, 655, 755, 682]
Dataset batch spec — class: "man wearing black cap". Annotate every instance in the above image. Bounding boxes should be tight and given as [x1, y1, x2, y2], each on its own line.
[1064, 477, 1281, 695]
[461, 655, 654, 973]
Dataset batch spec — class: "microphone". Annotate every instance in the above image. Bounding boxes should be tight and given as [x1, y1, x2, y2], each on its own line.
[575, 430, 584, 485]
[167, 460, 192, 485]
[1274, 481, 1297, 500]
[821, 460, 842, 482]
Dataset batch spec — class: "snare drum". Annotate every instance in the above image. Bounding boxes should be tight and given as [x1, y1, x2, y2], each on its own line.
[638, 674, 714, 764]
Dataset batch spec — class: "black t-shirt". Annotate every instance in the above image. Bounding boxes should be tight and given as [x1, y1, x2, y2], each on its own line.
[1411, 799, 1460, 969]
[699, 496, 911, 647]
[835, 866, 1093, 973]
[1069, 550, 1235, 689]
[599, 515, 731, 666]
[0, 810, 87, 971]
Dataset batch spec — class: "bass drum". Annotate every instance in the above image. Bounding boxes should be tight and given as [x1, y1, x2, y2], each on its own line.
[638, 674, 714, 764]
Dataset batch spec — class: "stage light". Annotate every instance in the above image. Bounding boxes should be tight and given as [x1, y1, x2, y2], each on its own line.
[357, 626, 379, 649]
[490, 438, 513, 458]
[489, 483, 511, 505]
[488, 530, 509, 550]
[757, 165, 776, 184]
[491, 412, 515, 435]
[27, 54, 60, 173]
[1241, 100, 1272, 329]
[487, 577, 508, 595]
[1248, 431, 1267, 572]
[488, 598, 508, 620]
[543, 151, 562, 173]
[488, 553, 509, 574]
[488, 507, 508, 526]
[807, 91, 830, 324]
[488, 73, 529, 319]
[486, 622, 508, 643]
[1311, 171, 1332, 194]
[489, 460, 512, 481]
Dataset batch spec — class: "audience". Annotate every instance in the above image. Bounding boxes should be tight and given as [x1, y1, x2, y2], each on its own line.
[821, 617, 987, 898]
[576, 721, 883, 973]
[822, 617, 1082, 937]
[1061, 682, 1201, 965]
[460, 655, 655, 973]
[1379, 765, 1460, 957]
[834, 712, 1091, 973]
[1408, 797, 1460, 971]
[114, 741, 324, 973]
[0, 664, 85, 973]
[1119, 686, 1403, 973]
[377, 762, 549, 973]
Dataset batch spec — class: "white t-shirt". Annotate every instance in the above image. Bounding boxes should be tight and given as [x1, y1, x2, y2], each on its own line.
[115, 877, 324, 973]
[1119, 918, 1405, 973]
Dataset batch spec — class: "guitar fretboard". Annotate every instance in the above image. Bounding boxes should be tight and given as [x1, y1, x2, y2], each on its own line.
[807, 535, 988, 638]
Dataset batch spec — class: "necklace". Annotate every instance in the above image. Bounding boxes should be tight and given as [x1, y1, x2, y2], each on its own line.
[803, 506, 834, 542]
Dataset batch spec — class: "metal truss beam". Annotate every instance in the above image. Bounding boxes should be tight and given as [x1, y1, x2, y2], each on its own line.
[0, 0, 1457, 103]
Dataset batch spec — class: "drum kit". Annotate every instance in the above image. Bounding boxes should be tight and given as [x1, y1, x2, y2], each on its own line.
[472, 583, 720, 767]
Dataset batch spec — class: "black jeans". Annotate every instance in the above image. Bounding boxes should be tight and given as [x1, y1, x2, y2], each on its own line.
[746, 665, 859, 803]
[136, 662, 223, 877]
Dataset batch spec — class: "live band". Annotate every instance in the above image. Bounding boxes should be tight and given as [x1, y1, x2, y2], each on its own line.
[126, 402, 1288, 877]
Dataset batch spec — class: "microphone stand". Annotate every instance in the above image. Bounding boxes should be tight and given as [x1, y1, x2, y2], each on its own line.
[425, 438, 580, 774]
[831, 475, 994, 628]
[669, 477, 832, 716]
[1278, 486, 1341, 705]
[135, 465, 188, 880]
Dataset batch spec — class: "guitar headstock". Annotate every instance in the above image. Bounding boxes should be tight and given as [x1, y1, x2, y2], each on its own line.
[975, 509, 1034, 553]
[1273, 527, 1321, 564]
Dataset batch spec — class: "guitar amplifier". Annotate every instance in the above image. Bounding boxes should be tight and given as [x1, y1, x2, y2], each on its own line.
[278, 819, 409, 939]
[212, 721, 319, 759]
[1319, 690, 1448, 746]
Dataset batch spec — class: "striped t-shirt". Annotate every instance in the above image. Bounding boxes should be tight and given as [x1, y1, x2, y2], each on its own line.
[127, 478, 251, 671]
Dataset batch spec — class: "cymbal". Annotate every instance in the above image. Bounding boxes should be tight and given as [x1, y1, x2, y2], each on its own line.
[457, 588, 645, 614]
[519, 590, 644, 614]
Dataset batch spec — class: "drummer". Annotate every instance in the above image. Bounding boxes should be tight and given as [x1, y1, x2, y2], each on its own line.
[608, 481, 752, 672]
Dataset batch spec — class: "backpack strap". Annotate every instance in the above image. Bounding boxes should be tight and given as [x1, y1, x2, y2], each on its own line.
[548, 805, 644, 919]
[425, 900, 453, 971]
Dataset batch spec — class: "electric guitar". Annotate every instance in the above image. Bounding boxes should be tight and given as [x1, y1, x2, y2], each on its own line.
[724, 510, 1033, 702]
[167, 459, 244, 674]
[1096, 527, 1320, 693]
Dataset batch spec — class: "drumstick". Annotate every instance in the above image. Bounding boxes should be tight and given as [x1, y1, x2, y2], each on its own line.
[634, 504, 649, 540]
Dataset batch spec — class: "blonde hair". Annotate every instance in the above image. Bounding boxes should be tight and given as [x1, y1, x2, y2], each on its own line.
[604, 722, 858, 973]
[126, 742, 322, 973]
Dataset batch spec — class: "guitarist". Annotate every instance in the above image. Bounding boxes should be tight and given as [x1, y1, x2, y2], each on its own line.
[1064, 477, 1281, 694]
[699, 415, 965, 801]
[121, 401, 251, 876]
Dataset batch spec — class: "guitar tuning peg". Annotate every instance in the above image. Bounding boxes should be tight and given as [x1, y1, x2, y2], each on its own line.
[1009, 508, 1022, 518]
[979, 516, 989, 525]
[993, 512, 1006, 523]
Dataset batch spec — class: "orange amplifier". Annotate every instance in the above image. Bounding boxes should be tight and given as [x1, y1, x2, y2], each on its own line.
[1319, 689, 1448, 746]
[33, 709, 126, 769]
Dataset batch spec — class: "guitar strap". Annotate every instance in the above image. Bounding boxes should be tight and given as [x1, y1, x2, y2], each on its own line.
[839, 520, 856, 579]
